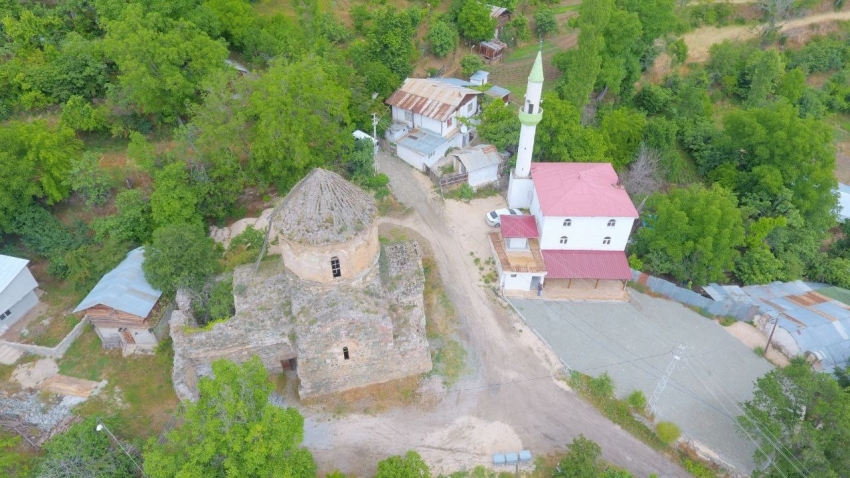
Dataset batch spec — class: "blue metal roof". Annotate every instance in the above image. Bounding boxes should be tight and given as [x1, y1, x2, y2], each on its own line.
[73, 247, 162, 318]
[739, 281, 850, 371]
[485, 85, 510, 98]
[397, 129, 447, 155]
[433, 77, 474, 87]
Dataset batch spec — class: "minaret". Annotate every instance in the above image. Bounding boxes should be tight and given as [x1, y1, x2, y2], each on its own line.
[507, 50, 544, 209]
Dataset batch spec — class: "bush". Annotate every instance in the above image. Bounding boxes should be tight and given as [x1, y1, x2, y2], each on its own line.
[65, 152, 113, 207]
[626, 390, 647, 410]
[192, 277, 235, 326]
[457, 183, 474, 200]
[460, 54, 485, 77]
[533, 7, 558, 38]
[668, 39, 688, 65]
[588, 373, 615, 399]
[427, 19, 459, 58]
[143, 224, 220, 294]
[655, 421, 681, 445]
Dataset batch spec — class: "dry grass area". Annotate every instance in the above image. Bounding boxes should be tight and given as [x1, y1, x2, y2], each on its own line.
[302, 375, 423, 416]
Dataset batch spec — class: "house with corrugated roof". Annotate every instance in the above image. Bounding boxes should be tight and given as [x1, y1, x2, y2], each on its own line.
[73, 247, 163, 355]
[0, 255, 39, 334]
[385, 78, 482, 171]
[705, 281, 850, 372]
[450, 144, 504, 189]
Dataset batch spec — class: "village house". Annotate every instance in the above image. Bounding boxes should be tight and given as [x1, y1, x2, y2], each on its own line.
[385, 78, 481, 172]
[73, 247, 163, 355]
[170, 169, 432, 401]
[492, 51, 638, 300]
[0, 255, 39, 334]
[489, 5, 512, 40]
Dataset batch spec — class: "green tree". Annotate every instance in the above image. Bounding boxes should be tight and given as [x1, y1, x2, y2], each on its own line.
[103, 3, 228, 118]
[144, 357, 316, 477]
[534, 7, 558, 38]
[150, 162, 202, 228]
[746, 50, 784, 107]
[0, 120, 82, 232]
[143, 223, 219, 294]
[553, 435, 604, 478]
[476, 99, 520, 152]
[65, 152, 113, 207]
[501, 15, 530, 47]
[376, 451, 431, 478]
[35, 417, 136, 478]
[367, 7, 420, 79]
[740, 357, 850, 477]
[427, 19, 458, 58]
[460, 54, 485, 76]
[597, 9, 642, 97]
[636, 184, 745, 285]
[600, 108, 646, 169]
[535, 93, 607, 163]
[249, 57, 352, 190]
[720, 102, 837, 233]
[61, 95, 108, 132]
[457, 0, 495, 42]
[617, 0, 676, 44]
[92, 189, 154, 245]
[554, 0, 612, 109]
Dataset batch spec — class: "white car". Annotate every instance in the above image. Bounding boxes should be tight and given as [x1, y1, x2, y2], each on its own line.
[486, 208, 522, 227]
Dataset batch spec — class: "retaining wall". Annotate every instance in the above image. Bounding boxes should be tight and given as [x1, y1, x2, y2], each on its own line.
[0, 317, 90, 358]
[631, 270, 758, 321]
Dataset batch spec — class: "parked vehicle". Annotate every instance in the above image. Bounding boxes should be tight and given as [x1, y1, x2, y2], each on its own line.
[486, 208, 522, 227]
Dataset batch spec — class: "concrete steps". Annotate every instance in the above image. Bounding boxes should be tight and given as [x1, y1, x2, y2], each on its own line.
[0, 344, 23, 365]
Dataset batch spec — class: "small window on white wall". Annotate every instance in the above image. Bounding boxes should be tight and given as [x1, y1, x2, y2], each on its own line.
[607, 219, 616, 227]
[563, 219, 571, 227]
[560, 236, 568, 244]
[467, 102, 474, 113]
[447, 117, 453, 128]
[603, 236, 611, 245]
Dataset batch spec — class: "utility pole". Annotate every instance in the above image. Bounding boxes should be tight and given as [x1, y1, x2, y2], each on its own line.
[765, 314, 779, 353]
[646, 344, 687, 416]
[372, 112, 379, 174]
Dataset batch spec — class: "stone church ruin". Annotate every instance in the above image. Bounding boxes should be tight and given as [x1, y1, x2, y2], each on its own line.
[170, 169, 432, 400]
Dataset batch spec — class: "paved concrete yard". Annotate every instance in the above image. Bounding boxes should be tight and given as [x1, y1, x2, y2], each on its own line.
[510, 291, 775, 473]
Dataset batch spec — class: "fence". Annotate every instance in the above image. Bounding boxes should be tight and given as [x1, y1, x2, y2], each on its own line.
[631, 270, 758, 321]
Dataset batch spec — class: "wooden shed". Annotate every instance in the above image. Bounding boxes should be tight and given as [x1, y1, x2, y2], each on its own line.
[479, 40, 508, 64]
[73, 247, 163, 355]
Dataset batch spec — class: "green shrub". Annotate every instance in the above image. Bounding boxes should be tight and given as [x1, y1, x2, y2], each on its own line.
[683, 458, 717, 478]
[655, 421, 681, 445]
[457, 184, 474, 200]
[588, 373, 615, 399]
[461, 54, 485, 77]
[626, 390, 647, 410]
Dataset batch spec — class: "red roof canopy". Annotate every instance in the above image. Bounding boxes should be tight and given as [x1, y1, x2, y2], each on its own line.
[531, 163, 638, 218]
[541, 250, 632, 280]
[501, 215, 538, 238]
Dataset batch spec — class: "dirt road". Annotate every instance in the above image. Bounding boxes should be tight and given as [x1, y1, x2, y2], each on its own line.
[301, 151, 687, 477]
[684, 10, 850, 62]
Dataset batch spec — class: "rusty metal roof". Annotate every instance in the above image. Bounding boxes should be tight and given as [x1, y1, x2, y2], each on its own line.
[386, 79, 481, 122]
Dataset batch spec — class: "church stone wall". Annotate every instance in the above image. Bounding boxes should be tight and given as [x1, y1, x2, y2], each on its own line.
[279, 226, 379, 284]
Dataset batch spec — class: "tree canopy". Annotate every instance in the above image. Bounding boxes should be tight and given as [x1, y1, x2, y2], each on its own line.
[144, 357, 316, 477]
[142, 223, 219, 294]
[740, 358, 850, 477]
[636, 184, 745, 285]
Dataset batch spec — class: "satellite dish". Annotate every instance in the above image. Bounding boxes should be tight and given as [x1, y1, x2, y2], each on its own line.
[461, 125, 468, 134]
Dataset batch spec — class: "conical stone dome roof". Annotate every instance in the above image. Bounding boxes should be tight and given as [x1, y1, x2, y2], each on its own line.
[274, 168, 377, 246]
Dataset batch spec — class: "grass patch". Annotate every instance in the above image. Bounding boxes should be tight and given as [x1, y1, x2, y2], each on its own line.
[57, 327, 178, 444]
[377, 194, 412, 217]
[568, 371, 667, 451]
[551, 3, 580, 14]
[505, 40, 556, 63]
[422, 257, 467, 387]
[27, 314, 81, 347]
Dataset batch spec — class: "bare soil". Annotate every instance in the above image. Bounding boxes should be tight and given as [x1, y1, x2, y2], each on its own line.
[299, 150, 688, 477]
[683, 9, 850, 62]
[724, 322, 791, 367]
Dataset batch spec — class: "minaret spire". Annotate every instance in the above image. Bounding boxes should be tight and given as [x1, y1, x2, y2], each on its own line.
[507, 48, 544, 208]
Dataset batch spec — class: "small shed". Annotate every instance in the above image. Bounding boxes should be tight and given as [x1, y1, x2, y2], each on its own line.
[488, 5, 512, 39]
[485, 85, 511, 104]
[74, 247, 163, 355]
[0, 255, 39, 332]
[479, 40, 508, 64]
[451, 144, 503, 189]
[470, 70, 490, 86]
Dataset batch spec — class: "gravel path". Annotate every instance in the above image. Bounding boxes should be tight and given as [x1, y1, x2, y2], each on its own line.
[301, 150, 687, 477]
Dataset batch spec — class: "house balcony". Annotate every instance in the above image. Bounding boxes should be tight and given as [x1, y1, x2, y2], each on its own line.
[489, 232, 546, 273]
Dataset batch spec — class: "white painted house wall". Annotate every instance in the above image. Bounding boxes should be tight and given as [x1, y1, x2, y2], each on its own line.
[467, 164, 499, 189]
[391, 97, 478, 138]
[529, 192, 634, 250]
[0, 267, 38, 328]
[506, 237, 528, 250]
[396, 134, 463, 172]
[502, 272, 537, 290]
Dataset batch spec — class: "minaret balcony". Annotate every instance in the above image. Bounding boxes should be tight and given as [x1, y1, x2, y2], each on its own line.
[518, 108, 543, 126]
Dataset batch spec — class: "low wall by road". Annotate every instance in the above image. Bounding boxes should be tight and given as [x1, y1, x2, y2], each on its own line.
[631, 270, 758, 321]
[0, 317, 90, 358]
